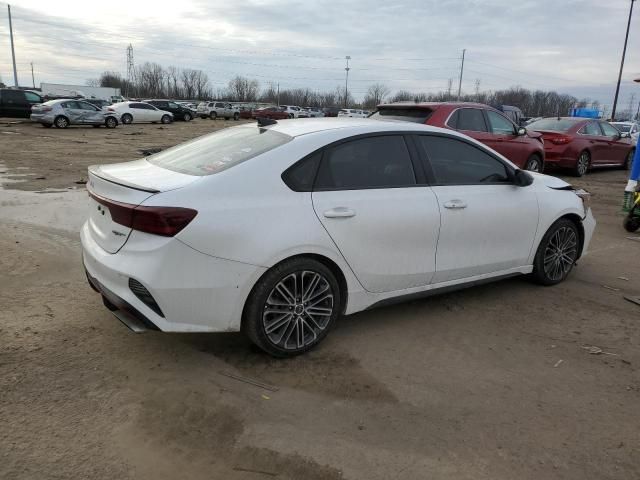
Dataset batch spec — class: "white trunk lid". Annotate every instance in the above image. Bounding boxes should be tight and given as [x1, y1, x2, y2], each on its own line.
[87, 159, 199, 253]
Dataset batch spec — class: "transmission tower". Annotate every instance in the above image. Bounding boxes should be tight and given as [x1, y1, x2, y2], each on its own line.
[125, 44, 135, 98]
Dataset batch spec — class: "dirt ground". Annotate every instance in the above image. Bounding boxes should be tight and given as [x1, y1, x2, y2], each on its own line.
[0, 118, 639, 480]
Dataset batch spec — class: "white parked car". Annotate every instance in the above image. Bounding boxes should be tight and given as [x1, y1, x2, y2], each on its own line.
[281, 105, 307, 118]
[611, 121, 639, 146]
[304, 107, 325, 118]
[196, 101, 240, 120]
[82, 118, 595, 357]
[338, 108, 367, 118]
[107, 101, 173, 124]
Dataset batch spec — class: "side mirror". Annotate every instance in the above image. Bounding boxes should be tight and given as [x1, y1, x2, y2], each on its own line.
[514, 169, 534, 187]
[517, 127, 527, 136]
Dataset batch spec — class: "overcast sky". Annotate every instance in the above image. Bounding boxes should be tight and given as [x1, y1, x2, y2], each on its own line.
[1, 0, 639, 110]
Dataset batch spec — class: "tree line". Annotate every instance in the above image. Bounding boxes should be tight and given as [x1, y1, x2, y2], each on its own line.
[90, 62, 611, 118]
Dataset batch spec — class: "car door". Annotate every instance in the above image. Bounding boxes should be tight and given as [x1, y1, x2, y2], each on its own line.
[77, 101, 102, 123]
[414, 134, 539, 283]
[61, 101, 84, 124]
[578, 121, 606, 164]
[311, 134, 441, 293]
[485, 110, 527, 167]
[600, 121, 629, 165]
[2, 90, 30, 118]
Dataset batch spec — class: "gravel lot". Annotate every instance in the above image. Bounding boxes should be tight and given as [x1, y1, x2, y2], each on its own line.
[1, 117, 639, 480]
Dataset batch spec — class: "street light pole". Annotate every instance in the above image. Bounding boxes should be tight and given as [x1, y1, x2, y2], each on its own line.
[344, 56, 351, 108]
[8, 5, 19, 87]
[612, 0, 636, 120]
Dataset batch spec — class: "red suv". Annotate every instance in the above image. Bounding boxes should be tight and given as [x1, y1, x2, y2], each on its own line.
[371, 102, 545, 172]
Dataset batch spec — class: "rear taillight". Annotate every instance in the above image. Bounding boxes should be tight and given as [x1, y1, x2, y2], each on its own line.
[107, 107, 115, 112]
[549, 135, 572, 145]
[89, 191, 197, 237]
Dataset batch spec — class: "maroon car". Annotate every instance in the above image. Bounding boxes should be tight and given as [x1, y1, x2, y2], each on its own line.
[372, 102, 545, 172]
[251, 106, 290, 120]
[526, 117, 635, 177]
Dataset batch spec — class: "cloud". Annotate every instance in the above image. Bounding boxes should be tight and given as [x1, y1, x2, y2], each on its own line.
[0, 0, 638, 108]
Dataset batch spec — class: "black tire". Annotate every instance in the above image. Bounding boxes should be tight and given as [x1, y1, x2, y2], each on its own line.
[288, 113, 294, 119]
[574, 150, 590, 177]
[121, 113, 133, 124]
[623, 149, 635, 170]
[623, 214, 640, 233]
[209, 111, 217, 120]
[54, 116, 69, 129]
[243, 258, 341, 357]
[105, 116, 118, 129]
[183, 112, 192, 122]
[161, 114, 172, 124]
[524, 154, 543, 173]
[531, 218, 580, 286]
[233, 112, 240, 121]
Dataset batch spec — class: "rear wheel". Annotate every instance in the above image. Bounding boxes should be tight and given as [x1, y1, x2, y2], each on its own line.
[161, 114, 172, 124]
[243, 258, 341, 357]
[54, 116, 69, 129]
[574, 151, 590, 177]
[121, 113, 133, 124]
[209, 111, 217, 120]
[531, 218, 580, 285]
[105, 116, 118, 129]
[233, 112, 240, 121]
[524, 154, 543, 173]
[623, 214, 640, 233]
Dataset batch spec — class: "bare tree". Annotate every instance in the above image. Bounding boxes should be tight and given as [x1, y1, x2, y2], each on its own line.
[181, 68, 199, 99]
[363, 83, 390, 109]
[228, 75, 260, 102]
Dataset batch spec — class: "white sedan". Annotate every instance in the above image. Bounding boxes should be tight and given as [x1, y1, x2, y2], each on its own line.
[81, 118, 595, 357]
[338, 108, 368, 118]
[107, 101, 173, 124]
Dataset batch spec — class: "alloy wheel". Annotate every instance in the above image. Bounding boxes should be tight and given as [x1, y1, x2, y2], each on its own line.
[543, 226, 578, 281]
[526, 157, 541, 172]
[262, 270, 334, 350]
[577, 153, 589, 176]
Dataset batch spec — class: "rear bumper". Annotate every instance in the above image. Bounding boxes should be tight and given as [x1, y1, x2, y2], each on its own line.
[81, 221, 267, 332]
[30, 113, 54, 124]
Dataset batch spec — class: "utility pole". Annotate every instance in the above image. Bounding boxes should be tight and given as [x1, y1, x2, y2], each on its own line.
[277, 82, 280, 106]
[8, 5, 18, 87]
[612, 0, 635, 120]
[125, 44, 134, 98]
[457, 49, 466, 101]
[30, 62, 35, 88]
[344, 56, 351, 108]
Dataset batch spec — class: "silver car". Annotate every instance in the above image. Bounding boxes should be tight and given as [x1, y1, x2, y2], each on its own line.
[30, 99, 119, 129]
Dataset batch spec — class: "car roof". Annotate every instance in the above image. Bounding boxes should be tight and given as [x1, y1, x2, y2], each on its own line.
[378, 101, 498, 110]
[257, 117, 460, 138]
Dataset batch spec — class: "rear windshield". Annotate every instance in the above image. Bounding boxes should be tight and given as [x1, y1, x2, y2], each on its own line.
[527, 118, 582, 132]
[369, 107, 434, 123]
[147, 126, 292, 176]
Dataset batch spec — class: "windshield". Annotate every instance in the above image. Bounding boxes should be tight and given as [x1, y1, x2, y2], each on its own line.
[147, 126, 292, 176]
[612, 124, 631, 133]
[369, 107, 434, 123]
[527, 118, 582, 132]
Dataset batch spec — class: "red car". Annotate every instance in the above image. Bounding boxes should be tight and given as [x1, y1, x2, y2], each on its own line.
[525, 117, 635, 176]
[372, 102, 545, 172]
[251, 106, 290, 120]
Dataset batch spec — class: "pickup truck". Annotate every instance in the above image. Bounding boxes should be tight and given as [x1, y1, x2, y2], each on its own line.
[0, 88, 44, 118]
[196, 101, 240, 120]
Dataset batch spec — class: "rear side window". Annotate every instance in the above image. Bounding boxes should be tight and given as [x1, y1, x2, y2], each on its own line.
[2, 90, 25, 103]
[147, 126, 292, 176]
[600, 122, 620, 137]
[315, 136, 415, 190]
[527, 118, 581, 132]
[24, 92, 41, 102]
[456, 108, 488, 132]
[417, 135, 510, 185]
[282, 152, 321, 192]
[581, 122, 602, 136]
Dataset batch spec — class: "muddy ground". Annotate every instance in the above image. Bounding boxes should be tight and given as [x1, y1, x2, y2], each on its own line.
[0, 118, 639, 479]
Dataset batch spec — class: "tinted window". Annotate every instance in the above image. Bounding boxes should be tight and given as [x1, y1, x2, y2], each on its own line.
[168, 102, 180, 109]
[215, 103, 224, 107]
[600, 122, 620, 137]
[315, 136, 415, 190]
[418, 135, 510, 185]
[457, 108, 488, 132]
[2, 90, 25, 103]
[581, 122, 602, 136]
[446, 109, 459, 128]
[148, 126, 292, 176]
[141, 103, 156, 110]
[527, 118, 582, 132]
[78, 101, 98, 111]
[487, 111, 515, 135]
[282, 152, 321, 192]
[130, 103, 143, 109]
[24, 92, 41, 102]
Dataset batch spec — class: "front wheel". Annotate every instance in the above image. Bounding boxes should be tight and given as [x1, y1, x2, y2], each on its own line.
[574, 151, 590, 177]
[121, 113, 133, 124]
[243, 258, 341, 357]
[524, 154, 543, 173]
[161, 114, 172, 124]
[183, 112, 192, 122]
[531, 219, 580, 285]
[105, 117, 118, 129]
